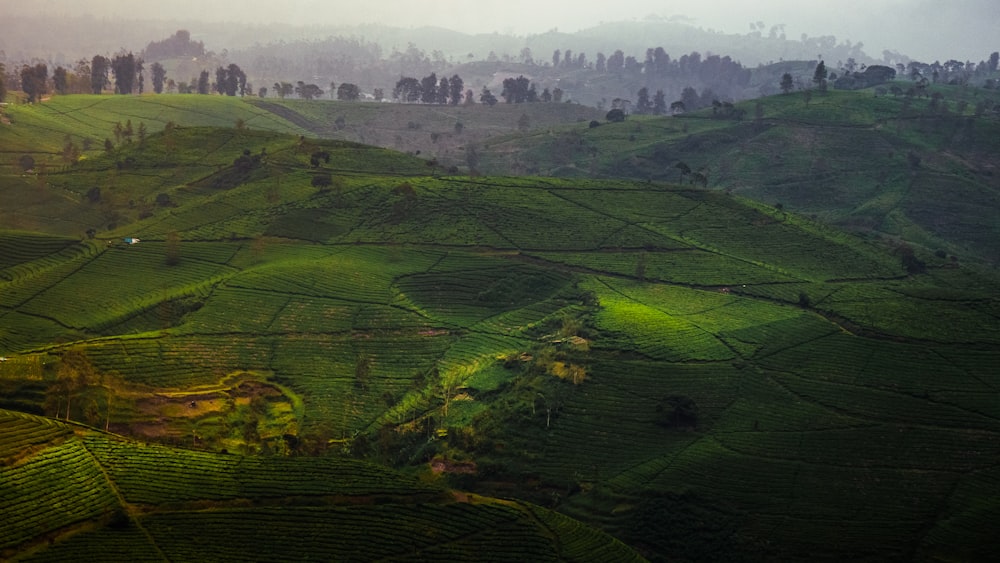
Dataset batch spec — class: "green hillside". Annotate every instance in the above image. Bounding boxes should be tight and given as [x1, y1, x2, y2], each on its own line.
[247, 97, 604, 166]
[0, 409, 640, 562]
[469, 84, 1000, 264]
[2, 94, 999, 561]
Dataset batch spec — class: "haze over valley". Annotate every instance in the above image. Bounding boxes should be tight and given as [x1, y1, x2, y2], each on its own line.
[1, 2, 999, 561]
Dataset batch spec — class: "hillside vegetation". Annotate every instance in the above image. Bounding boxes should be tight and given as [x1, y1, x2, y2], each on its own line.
[1, 94, 999, 561]
[0, 409, 639, 561]
[465, 83, 1000, 264]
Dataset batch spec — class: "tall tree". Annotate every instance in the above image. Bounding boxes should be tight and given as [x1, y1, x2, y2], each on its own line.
[336, 83, 360, 100]
[111, 52, 140, 94]
[151, 62, 166, 94]
[394, 76, 421, 102]
[595, 52, 606, 73]
[653, 89, 667, 115]
[420, 73, 438, 103]
[436, 76, 450, 104]
[91, 55, 109, 94]
[0, 63, 6, 101]
[449, 74, 464, 105]
[53, 66, 69, 95]
[215, 67, 227, 95]
[780, 72, 794, 94]
[197, 70, 210, 95]
[480, 87, 498, 106]
[680, 86, 700, 111]
[501, 75, 531, 103]
[20, 63, 48, 103]
[607, 50, 625, 75]
[223, 64, 246, 96]
[813, 60, 828, 85]
[636, 87, 651, 114]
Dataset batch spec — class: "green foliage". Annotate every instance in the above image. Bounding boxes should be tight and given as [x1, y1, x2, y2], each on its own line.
[2, 92, 1000, 562]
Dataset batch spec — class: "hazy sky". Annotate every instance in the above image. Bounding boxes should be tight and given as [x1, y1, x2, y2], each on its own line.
[8, 0, 998, 61]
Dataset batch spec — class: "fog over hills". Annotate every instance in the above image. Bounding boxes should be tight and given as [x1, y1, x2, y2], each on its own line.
[4, 0, 997, 63]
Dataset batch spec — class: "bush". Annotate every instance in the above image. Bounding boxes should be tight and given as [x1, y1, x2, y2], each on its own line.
[311, 174, 333, 190]
[655, 395, 698, 428]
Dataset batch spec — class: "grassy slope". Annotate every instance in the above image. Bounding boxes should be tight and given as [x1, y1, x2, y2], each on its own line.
[1, 94, 999, 561]
[468, 84, 1000, 264]
[248, 97, 604, 168]
[0, 410, 640, 562]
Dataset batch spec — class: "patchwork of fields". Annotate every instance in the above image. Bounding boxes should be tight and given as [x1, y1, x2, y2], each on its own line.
[1, 94, 999, 561]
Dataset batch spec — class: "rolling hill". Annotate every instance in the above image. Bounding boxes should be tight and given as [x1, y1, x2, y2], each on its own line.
[0, 409, 641, 561]
[464, 83, 1000, 265]
[1, 93, 999, 561]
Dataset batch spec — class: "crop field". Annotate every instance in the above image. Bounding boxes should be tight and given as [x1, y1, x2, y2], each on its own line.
[2, 92, 999, 561]
[0, 409, 634, 561]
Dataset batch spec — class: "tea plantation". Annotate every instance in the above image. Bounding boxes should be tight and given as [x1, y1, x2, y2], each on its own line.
[1, 94, 999, 561]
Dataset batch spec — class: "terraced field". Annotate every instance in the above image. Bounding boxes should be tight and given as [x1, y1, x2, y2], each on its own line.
[1, 93, 999, 561]
[0, 410, 638, 562]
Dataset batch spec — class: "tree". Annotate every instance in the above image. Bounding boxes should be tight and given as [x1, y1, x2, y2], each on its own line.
[91, 55, 110, 94]
[780, 72, 794, 94]
[552, 49, 561, 67]
[420, 73, 438, 103]
[19, 154, 36, 172]
[636, 87, 651, 114]
[0, 63, 6, 101]
[295, 81, 323, 100]
[448, 74, 463, 105]
[53, 66, 69, 95]
[680, 86, 700, 111]
[607, 50, 625, 75]
[480, 87, 498, 106]
[436, 76, 450, 104]
[653, 89, 667, 115]
[218, 63, 246, 96]
[111, 52, 140, 94]
[606, 108, 626, 123]
[151, 62, 166, 94]
[813, 60, 828, 86]
[337, 83, 360, 101]
[394, 76, 421, 102]
[215, 67, 227, 95]
[501, 75, 531, 103]
[990, 52, 999, 73]
[552, 87, 564, 103]
[20, 63, 48, 102]
[197, 70, 210, 95]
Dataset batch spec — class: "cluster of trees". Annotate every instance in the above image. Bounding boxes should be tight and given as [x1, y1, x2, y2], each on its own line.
[626, 85, 737, 115]
[19, 63, 49, 102]
[902, 52, 999, 86]
[539, 46, 749, 86]
[143, 30, 205, 61]
[391, 72, 566, 107]
[393, 73, 467, 104]
[214, 64, 247, 96]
